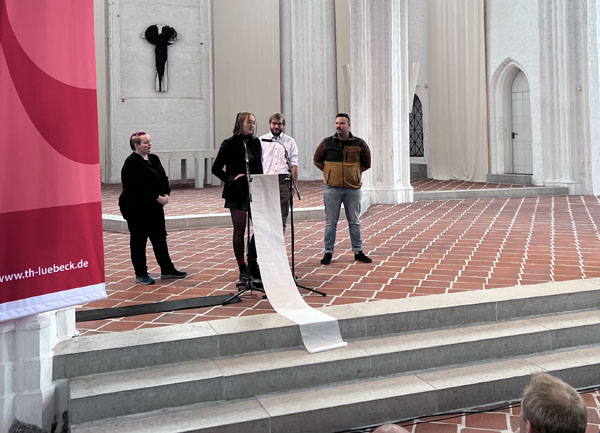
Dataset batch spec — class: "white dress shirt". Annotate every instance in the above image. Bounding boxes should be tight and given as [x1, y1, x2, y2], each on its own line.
[259, 132, 299, 175]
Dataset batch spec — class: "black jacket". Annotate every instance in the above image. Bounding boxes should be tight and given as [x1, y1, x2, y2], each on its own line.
[211, 134, 263, 203]
[119, 152, 170, 219]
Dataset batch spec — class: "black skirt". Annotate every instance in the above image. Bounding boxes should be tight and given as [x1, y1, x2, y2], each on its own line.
[225, 199, 249, 211]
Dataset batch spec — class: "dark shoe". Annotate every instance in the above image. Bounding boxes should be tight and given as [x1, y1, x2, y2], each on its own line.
[249, 261, 261, 280]
[161, 269, 187, 279]
[238, 263, 249, 282]
[135, 274, 155, 285]
[320, 253, 332, 265]
[354, 251, 372, 263]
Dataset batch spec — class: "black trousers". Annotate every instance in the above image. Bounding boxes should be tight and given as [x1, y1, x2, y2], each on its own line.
[126, 207, 175, 276]
[278, 175, 291, 232]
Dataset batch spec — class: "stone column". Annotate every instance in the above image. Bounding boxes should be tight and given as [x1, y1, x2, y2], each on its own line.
[538, 1, 575, 187]
[13, 313, 55, 429]
[0, 308, 76, 432]
[0, 321, 15, 431]
[350, 0, 413, 204]
[588, 0, 600, 194]
[280, 0, 339, 181]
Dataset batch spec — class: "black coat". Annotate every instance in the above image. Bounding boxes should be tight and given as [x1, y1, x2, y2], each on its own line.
[211, 134, 263, 203]
[119, 152, 170, 220]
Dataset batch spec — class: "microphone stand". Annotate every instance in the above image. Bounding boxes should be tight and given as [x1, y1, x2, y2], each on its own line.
[281, 141, 326, 297]
[224, 139, 264, 304]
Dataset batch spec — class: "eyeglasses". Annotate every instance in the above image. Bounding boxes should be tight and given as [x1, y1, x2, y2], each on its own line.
[270, 121, 284, 126]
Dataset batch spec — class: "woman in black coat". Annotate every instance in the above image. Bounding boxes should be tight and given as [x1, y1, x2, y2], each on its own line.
[211, 112, 263, 281]
[119, 131, 187, 285]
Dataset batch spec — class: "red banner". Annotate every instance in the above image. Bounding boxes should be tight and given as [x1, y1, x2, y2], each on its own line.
[0, 0, 106, 321]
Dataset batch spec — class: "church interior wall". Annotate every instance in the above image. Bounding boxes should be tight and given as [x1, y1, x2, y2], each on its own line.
[407, 0, 430, 176]
[589, 0, 600, 194]
[94, 0, 108, 183]
[564, 0, 600, 196]
[96, 0, 600, 192]
[213, 0, 280, 151]
[106, 0, 213, 183]
[485, 0, 542, 182]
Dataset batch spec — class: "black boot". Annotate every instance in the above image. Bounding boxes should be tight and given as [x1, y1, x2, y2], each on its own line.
[249, 260, 261, 280]
[238, 263, 249, 282]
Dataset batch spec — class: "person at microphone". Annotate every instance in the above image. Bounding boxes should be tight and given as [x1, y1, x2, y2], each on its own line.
[259, 112, 299, 233]
[211, 112, 263, 281]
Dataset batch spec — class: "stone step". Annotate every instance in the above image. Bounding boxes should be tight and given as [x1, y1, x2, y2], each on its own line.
[53, 279, 600, 380]
[102, 206, 327, 232]
[103, 183, 568, 231]
[486, 173, 533, 185]
[70, 346, 600, 433]
[67, 309, 600, 424]
[413, 186, 569, 201]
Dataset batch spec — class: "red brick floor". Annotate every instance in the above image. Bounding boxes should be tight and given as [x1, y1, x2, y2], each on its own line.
[100, 178, 527, 216]
[100, 180, 325, 216]
[90, 181, 600, 431]
[90, 182, 600, 336]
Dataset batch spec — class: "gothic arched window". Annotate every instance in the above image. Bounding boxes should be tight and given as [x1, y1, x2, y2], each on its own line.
[410, 95, 424, 157]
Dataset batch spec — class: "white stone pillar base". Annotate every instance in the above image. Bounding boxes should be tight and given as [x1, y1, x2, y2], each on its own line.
[365, 186, 414, 205]
[0, 307, 76, 432]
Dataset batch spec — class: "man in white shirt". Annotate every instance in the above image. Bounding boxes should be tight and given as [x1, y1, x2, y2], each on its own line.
[260, 112, 299, 232]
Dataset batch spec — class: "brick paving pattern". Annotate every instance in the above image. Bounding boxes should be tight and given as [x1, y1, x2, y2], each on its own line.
[89, 184, 600, 335]
[89, 181, 600, 431]
[101, 181, 325, 216]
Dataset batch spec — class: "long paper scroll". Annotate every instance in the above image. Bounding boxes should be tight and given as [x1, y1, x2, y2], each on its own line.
[251, 174, 346, 353]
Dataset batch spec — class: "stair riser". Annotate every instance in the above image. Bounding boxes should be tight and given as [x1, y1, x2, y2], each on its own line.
[91, 362, 600, 433]
[70, 377, 222, 425]
[54, 339, 218, 380]
[268, 363, 600, 433]
[69, 324, 600, 424]
[55, 288, 600, 382]
[413, 187, 569, 201]
[54, 326, 303, 380]
[269, 390, 438, 433]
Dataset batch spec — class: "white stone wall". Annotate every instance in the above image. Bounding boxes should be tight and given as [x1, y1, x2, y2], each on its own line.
[94, 0, 108, 184]
[486, 0, 600, 194]
[486, 0, 542, 182]
[106, 0, 213, 183]
[0, 309, 76, 432]
[408, 0, 430, 173]
[589, 0, 600, 194]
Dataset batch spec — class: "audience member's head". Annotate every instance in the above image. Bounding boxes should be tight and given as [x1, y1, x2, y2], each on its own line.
[520, 373, 587, 433]
[372, 424, 410, 433]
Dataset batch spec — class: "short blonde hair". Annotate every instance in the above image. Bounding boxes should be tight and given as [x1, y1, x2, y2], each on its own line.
[521, 373, 587, 433]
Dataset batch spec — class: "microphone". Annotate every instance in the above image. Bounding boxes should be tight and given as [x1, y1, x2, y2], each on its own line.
[261, 138, 274, 142]
[243, 139, 249, 164]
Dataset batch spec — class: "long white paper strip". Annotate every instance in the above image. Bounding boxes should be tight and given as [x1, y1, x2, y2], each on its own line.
[250, 174, 347, 353]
